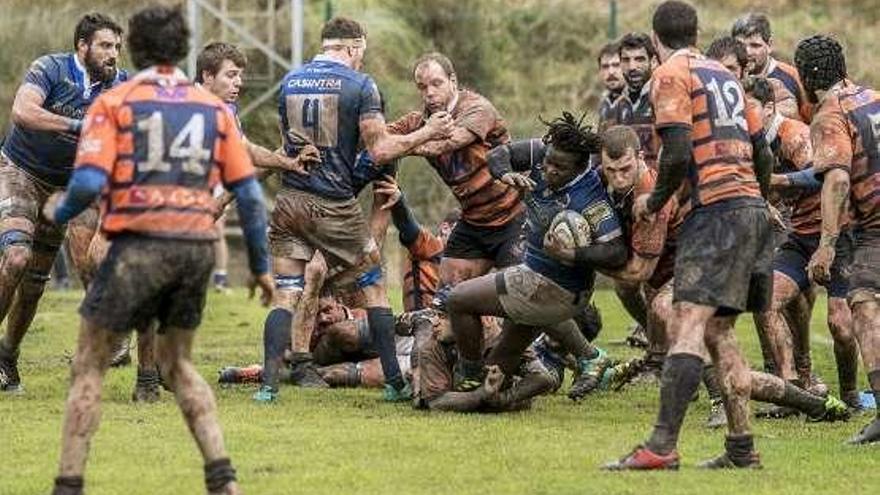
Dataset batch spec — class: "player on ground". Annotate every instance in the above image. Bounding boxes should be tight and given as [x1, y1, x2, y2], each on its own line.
[0, 13, 126, 393]
[750, 77, 860, 410]
[261, 17, 453, 400]
[798, 35, 880, 444]
[606, 1, 780, 470]
[48, 6, 271, 495]
[732, 12, 811, 122]
[448, 112, 627, 394]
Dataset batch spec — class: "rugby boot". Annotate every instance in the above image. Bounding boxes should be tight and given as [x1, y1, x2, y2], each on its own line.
[289, 352, 329, 388]
[705, 399, 728, 429]
[605, 357, 645, 391]
[252, 385, 278, 403]
[51, 475, 83, 495]
[218, 364, 263, 385]
[807, 395, 851, 422]
[698, 435, 762, 469]
[569, 348, 612, 400]
[0, 342, 22, 393]
[109, 336, 132, 367]
[624, 323, 649, 349]
[602, 445, 680, 471]
[841, 390, 864, 414]
[383, 381, 413, 402]
[132, 367, 161, 403]
[453, 359, 484, 392]
[848, 417, 880, 445]
[806, 373, 829, 398]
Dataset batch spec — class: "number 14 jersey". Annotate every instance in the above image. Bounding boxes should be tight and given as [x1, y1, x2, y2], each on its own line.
[651, 49, 764, 209]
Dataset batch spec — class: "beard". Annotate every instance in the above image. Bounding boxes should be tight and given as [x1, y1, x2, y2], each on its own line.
[85, 48, 117, 83]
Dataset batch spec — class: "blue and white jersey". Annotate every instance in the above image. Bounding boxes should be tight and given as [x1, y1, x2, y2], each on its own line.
[519, 140, 623, 293]
[2, 52, 127, 186]
[278, 55, 383, 199]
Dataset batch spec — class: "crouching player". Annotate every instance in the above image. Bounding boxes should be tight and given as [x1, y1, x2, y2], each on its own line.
[47, 6, 272, 494]
[447, 112, 628, 394]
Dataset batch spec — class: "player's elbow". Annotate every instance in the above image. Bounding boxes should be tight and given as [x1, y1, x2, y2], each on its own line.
[824, 169, 850, 196]
[10, 101, 31, 127]
[366, 143, 396, 165]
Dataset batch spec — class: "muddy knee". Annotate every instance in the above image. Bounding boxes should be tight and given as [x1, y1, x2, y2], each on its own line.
[0, 230, 33, 277]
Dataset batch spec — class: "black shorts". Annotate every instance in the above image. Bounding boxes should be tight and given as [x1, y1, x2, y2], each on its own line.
[443, 214, 525, 267]
[848, 230, 880, 305]
[773, 231, 852, 298]
[80, 236, 215, 332]
[674, 200, 773, 316]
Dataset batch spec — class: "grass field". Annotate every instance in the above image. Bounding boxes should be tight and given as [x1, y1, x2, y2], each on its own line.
[1, 288, 877, 495]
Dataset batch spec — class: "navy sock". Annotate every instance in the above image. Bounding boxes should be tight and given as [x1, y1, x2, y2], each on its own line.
[368, 307, 403, 389]
[646, 353, 704, 454]
[262, 308, 292, 388]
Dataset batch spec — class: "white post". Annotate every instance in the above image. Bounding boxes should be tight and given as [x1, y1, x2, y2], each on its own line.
[292, 0, 303, 68]
[187, 0, 201, 78]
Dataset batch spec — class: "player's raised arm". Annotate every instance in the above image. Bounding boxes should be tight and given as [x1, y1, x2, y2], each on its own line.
[360, 109, 453, 165]
[487, 138, 542, 190]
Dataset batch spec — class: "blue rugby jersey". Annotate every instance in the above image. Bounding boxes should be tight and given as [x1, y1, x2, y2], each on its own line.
[518, 140, 623, 293]
[2, 53, 127, 186]
[278, 55, 383, 199]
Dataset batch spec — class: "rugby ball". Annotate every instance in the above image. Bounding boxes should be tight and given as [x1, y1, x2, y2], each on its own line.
[544, 210, 593, 250]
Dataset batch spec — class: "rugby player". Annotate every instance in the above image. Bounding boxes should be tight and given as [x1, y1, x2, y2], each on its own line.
[732, 12, 811, 122]
[797, 34, 880, 443]
[48, 6, 271, 494]
[387, 52, 523, 289]
[597, 41, 625, 128]
[750, 77, 860, 409]
[0, 13, 126, 393]
[607, 1, 813, 470]
[261, 17, 454, 401]
[448, 112, 627, 395]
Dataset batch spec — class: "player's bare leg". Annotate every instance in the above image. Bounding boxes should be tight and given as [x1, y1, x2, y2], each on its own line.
[53, 318, 126, 494]
[826, 297, 859, 408]
[447, 272, 508, 390]
[132, 321, 160, 402]
[754, 272, 801, 382]
[1, 226, 59, 392]
[786, 289, 818, 389]
[157, 328, 240, 494]
[288, 252, 328, 387]
[848, 299, 880, 444]
[212, 217, 230, 292]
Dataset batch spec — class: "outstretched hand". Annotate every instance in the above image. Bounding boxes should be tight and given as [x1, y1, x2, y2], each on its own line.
[248, 273, 274, 307]
[373, 175, 402, 210]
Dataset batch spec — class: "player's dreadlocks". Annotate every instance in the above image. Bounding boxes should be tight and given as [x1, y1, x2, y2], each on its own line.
[540, 111, 602, 164]
[795, 34, 847, 103]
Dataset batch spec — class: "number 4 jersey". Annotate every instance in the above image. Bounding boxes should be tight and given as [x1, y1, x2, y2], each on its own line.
[651, 49, 765, 209]
[73, 67, 255, 240]
[278, 55, 383, 200]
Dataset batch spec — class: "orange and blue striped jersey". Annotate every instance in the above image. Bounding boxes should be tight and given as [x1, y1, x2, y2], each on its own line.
[651, 49, 764, 209]
[811, 80, 880, 233]
[73, 67, 254, 240]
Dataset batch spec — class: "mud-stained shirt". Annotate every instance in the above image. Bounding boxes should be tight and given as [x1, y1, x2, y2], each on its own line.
[388, 90, 523, 227]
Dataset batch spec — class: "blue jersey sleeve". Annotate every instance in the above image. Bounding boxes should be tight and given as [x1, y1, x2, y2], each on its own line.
[23, 55, 59, 97]
[358, 76, 383, 121]
[581, 177, 623, 244]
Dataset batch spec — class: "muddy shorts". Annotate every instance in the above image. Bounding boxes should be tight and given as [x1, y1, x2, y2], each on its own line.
[773, 230, 852, 298]
[80, 236, 214, 332]
[0, 153, 65, 254]
[674, 201, 773, 315]
[269, 188, 376, 285]
[416, 335, 456, 404]
[848, 231, 880, 306]
[496, 264, 589, 327]
[444, 214, 525, 268]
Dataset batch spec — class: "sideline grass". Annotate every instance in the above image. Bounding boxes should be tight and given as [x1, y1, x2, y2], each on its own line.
[1, 289, 877, 495]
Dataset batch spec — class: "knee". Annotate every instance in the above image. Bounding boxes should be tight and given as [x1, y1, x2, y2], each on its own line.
[1, 244, 32, 275]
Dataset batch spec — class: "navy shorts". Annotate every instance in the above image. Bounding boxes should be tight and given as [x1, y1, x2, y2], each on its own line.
[80, 236, 214, 332]
[443, 214, 525, 267]
[674, 200, 773, 316]
[772, 231, 852, 298]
